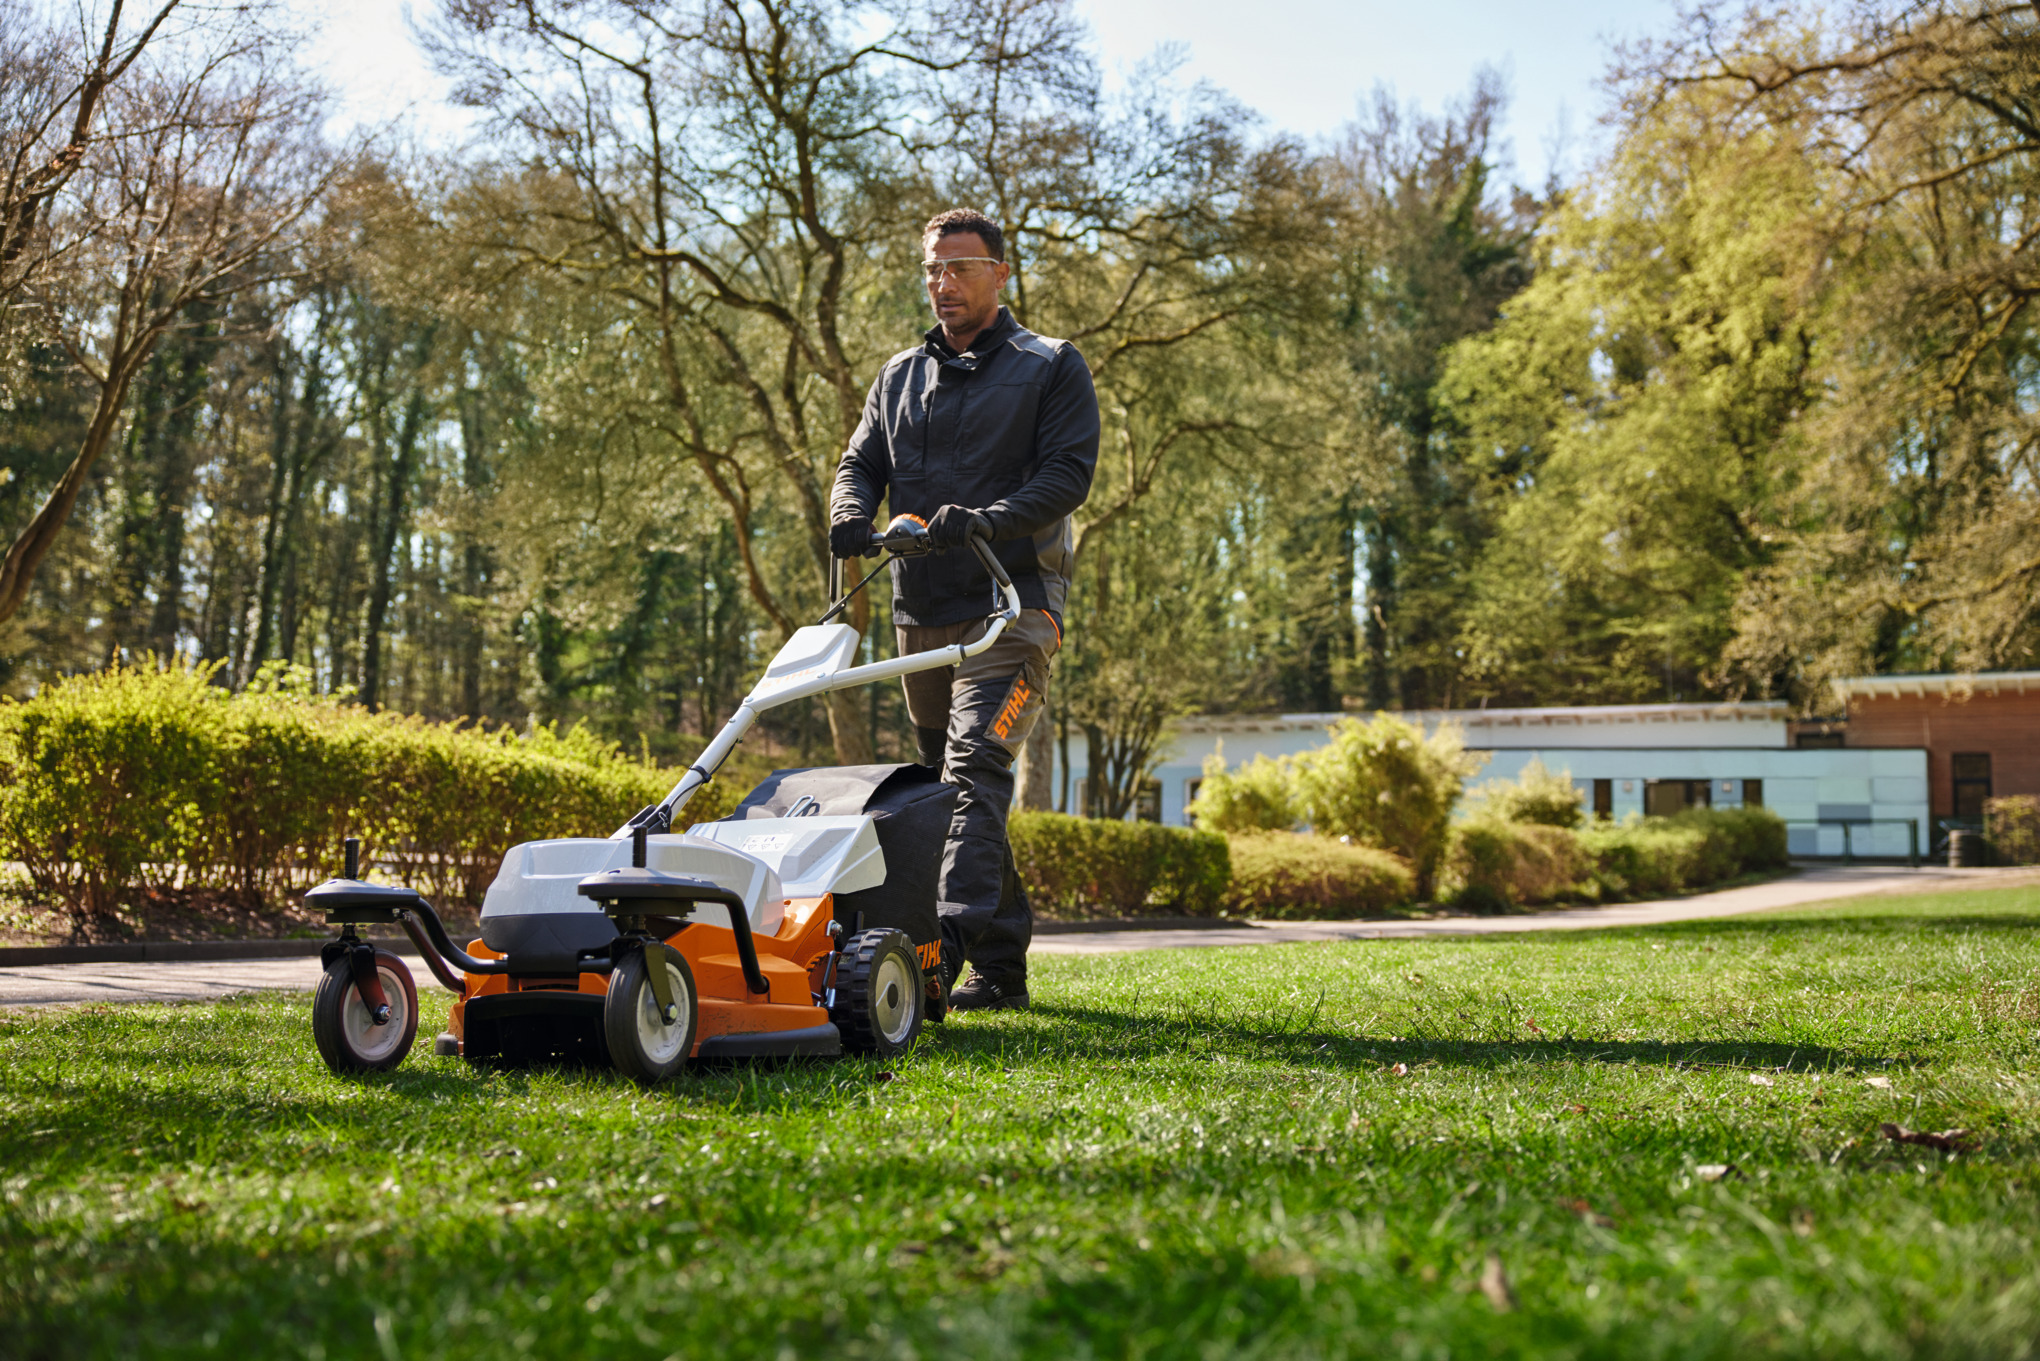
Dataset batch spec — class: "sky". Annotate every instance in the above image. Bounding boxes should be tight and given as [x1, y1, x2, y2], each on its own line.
[297, 0, 1669, 186]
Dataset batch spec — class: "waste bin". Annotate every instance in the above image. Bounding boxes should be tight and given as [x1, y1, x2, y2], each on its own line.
[1948, 829, 1988, 867]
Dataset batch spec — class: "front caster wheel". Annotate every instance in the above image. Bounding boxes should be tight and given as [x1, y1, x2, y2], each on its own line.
[830, 929, 923, 1057]
[604, 946, 699, 1084]
[312, 951, 418, 1075]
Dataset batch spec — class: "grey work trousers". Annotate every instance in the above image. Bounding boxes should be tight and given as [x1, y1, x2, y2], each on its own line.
[897, 609, 1060, 991]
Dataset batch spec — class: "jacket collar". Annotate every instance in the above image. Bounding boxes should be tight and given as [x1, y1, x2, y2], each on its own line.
[924, 306, 1018, 364]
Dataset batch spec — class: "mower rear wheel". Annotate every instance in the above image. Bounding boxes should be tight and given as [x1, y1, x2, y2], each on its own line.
[603, 947, 698, 1084]
[312, 951, 418, 1075]
[830, 929, 923, 1056]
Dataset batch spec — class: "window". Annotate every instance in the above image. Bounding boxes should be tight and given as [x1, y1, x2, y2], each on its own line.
[1796, 732, 1845, 749]
[1135, 778, 1163, 823]
[1743, 779, 1763, 808]
[1644, 779, 1713, 817]
[1952, 752, 1992, 820]
[1592, 779, 1613, 820]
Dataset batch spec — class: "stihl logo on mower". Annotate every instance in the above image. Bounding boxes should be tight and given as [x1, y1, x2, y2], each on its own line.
[917, 940, 941, 971]
[991, 677, 1031, 741]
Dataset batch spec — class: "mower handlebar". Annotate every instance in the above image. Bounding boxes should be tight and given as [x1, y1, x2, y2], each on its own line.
[861, 515, 1011, 589]
[967, 528, 1012, 589]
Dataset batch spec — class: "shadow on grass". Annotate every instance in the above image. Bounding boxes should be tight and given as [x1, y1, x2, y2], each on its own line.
[952, 1005, 1894, 1075]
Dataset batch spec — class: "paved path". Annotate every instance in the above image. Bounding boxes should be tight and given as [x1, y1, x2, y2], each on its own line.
[1, 865, 2028, 1009]
[1032, 864, 2026, 953]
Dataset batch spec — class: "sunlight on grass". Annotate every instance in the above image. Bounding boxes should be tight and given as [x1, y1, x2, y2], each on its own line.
[3, 885, 2038, 1358]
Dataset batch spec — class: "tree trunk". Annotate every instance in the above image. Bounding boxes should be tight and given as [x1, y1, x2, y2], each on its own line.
[361, 387, 424, 710]
[822, 561, 874, 764]
[1015, 719, 1054, 810]
[0, 347, 146, 624]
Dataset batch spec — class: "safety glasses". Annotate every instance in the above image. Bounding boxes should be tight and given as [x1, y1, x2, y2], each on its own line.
[921, 256, 1002, 284]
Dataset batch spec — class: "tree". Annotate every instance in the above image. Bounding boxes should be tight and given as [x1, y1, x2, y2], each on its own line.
[1331, 73, 1538, 711]
[0, 13, 343, 626]
[1438, 64, 1822, 705]
[1641, 1, 2040, 691]
[0, 0, 182, 374]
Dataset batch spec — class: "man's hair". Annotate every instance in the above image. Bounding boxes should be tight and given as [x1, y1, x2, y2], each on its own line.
[923, 208, 1004, 261]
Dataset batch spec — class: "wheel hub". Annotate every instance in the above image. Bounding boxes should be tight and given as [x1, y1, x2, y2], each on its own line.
[871, 953, 915, 1045]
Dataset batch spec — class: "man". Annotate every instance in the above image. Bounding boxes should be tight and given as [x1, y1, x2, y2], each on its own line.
[828, 208, 1099, 1012]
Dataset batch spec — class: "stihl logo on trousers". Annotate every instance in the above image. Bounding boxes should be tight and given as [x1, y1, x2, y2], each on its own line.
[990, 676, 1032, 741]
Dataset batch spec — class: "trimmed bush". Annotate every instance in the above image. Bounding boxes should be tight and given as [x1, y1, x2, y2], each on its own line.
[1292, 713, 1484, 899]
[1444, 806, 1790, 911]
[1577, 806, 1787, 899]
[1986, 796, 2040, 865]
[0, 662, 743, 927]
[1222, 832, 1414, 919]
[1461, 758, 1585, 829]
[1187, 748, 1298, 833]
[1009, 812, 1230, 919]
[1444, 820, 1592, 911]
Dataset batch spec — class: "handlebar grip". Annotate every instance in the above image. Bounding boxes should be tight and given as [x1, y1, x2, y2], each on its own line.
[969, 530, 1013, 589]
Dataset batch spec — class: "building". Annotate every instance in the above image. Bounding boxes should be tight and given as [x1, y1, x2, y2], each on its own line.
[1067, 698, 1932, 859]
[1829, 671, 2040, 822]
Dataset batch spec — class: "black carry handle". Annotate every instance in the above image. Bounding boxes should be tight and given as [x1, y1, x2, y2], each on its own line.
[577, 868, 771, 997]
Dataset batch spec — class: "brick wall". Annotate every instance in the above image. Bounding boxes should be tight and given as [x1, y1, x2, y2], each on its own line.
[1846, 690, 2040, 817]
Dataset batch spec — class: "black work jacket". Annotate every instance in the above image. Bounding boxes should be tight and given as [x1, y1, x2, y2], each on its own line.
[829, 308, 1099, 628]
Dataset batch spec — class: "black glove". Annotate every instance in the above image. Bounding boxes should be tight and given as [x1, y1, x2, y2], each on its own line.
[829, 518, 878, 559]
[927, 504, 993, 550]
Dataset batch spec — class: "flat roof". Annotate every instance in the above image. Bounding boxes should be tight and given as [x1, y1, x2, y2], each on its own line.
[1833, 670, 2040, 701]
[1176, 701, 1788, 736]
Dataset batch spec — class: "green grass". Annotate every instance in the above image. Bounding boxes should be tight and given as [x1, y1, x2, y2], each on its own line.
[4, 886, 2039, 1360]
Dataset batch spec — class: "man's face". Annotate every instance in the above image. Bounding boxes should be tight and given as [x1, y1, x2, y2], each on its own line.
[923, 230, 1009, 342]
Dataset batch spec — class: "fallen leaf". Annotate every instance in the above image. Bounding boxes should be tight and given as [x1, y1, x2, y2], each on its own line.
[1524, 1018, 1543, 1033]
[1879, 1123, 1977, 1153]
[1748, 1074, 1775, 1087]
[1864, 1076, 1892, 1089]
[1479, 1252, 1517, 1312]
[1565, 1198, 1613, 1228]
[1695, 1163, 1738, 1182]
[1389, 1063, 1410, 1077]
[1563, 1103, 1588, 1115]
[873, 1071, 896, 1084]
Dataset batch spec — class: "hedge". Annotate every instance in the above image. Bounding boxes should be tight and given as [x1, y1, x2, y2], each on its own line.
[1446, 806, 1791, 910]
[1221, 832, 1413, 920]
[1444, 820, 1593, 911]
[1986, 796, 2040, 865]
[1009, 812, 1230, 919]
[0, 664, 739, 924]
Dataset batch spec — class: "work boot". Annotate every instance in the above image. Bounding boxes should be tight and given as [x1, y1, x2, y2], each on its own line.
[948, 971, 1029, 1012]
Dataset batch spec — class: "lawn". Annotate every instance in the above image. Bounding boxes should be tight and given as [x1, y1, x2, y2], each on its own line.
[3, 886, 2038, 1360]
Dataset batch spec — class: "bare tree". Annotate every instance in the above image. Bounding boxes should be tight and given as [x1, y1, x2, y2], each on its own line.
[928, 8, 1345, 806]
[0, 0, 182, 363]
[0, 15, 346, 624]
[428, 0, 984, 763]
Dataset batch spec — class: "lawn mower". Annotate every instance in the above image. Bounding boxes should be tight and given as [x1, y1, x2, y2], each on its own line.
[304, 516, 1018, 1083]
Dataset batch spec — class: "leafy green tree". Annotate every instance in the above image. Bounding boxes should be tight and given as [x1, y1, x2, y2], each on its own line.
[1331, 73, 1538, 710]
[1655, 1, 2040, 691]
[1438, 63, 1823, 704]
